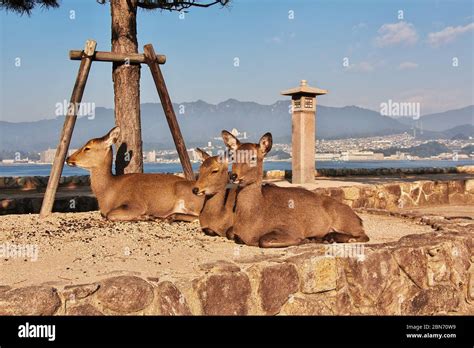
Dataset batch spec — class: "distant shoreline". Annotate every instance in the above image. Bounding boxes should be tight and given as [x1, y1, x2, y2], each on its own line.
[1, 158, 473, 166]
[0, 159, 472, 177]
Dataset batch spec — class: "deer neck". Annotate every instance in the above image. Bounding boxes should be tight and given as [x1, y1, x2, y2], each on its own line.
[237, 177, 264, 209]
[203, 178, 231, 213]
[89, 149, 115, 198]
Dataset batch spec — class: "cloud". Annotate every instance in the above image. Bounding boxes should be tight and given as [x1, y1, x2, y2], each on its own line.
[352, 22, 368, 32]
[428, 22, 474, 47]
[266, 36, 282, 44]
[397, 88, 473, 115]
[398, 61, 418, 70]
[375, 21, 418, 47]
[346, 61, 375, 72]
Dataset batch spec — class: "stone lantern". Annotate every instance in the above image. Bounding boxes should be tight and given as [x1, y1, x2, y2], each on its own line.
[281, 80, 327, 184]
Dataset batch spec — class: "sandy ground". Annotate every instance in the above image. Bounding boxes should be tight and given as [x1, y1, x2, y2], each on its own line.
[0, 211, 435, 287]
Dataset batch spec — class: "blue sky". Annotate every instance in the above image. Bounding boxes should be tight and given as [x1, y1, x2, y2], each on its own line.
[0, 0, 473, 122]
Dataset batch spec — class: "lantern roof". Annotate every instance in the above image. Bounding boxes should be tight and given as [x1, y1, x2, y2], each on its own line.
[281, 80, 328, 96]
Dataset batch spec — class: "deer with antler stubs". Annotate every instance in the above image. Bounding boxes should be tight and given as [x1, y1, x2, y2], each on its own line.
[221, 130, 369, 247]
[66, 127, 204, 222]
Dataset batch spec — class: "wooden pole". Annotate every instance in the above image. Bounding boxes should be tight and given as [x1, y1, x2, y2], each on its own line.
[69, 50, 166, 65]
[143, 44, 194, 181]
[39, 40, 97, 218]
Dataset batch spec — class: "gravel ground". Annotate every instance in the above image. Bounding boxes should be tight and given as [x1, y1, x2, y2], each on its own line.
[0, 211, 435, 286]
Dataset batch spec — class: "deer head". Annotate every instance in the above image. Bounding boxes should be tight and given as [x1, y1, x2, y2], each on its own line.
[221, 130, 272, 186]
[66, 127, 120, 170]
[193, 148, 229, 196]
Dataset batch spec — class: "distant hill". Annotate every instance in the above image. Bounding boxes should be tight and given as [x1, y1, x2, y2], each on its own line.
[443, 124, 474, 139]
[376, 141, 450, 157]
[0, 100, 472, 152]
[398, 105, 473, 132]
[461, 144, 474, 154]
[408, 123, 474, 140]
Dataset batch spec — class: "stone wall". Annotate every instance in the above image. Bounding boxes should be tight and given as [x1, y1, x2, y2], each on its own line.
[1, 164, 472, 191]
[6, 179, 472, 214]
[265, 167, 464, 179]
[0, 175, 90, 190]
[0, 195, 98, 215]
[0, 210, 472, 315]
[315, 179, 474, 210]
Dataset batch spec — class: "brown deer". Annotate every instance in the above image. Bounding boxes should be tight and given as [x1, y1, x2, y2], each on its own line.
[192, 148, 236, 237]
[66, 127, 204, 222]
[222, 130, 369, 248]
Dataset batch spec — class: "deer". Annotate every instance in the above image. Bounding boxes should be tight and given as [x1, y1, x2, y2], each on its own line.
[221, 130, 370, 248]
[66, 127, 204, 222]
[192, 148, 236, 237]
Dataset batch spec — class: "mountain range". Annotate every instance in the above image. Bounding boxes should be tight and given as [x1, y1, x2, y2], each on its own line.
[0, 101, 472, 152]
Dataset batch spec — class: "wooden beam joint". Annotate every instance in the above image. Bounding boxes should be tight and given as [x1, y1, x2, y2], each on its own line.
[70, 50, 166, 65]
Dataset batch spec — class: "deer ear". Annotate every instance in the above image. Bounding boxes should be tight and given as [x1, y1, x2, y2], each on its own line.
[195, 148, 210, 161]
[221, 130, 240, 150]
[258, 132, 272, 156]
[105, 127, 121, 147]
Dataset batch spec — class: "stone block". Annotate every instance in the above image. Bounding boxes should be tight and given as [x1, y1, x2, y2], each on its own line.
[193, 271, 251, 315]
[393, 247, 428, 288]
[155, 281, 191, 315]
[342, 186, 360, 201]
[280, 293, 336, 315]
[248, 262, 299, 315]
[67, 303, 103, 316]
[0, 286, 61, 315]
[287, 254, 337, 294]
[403, 285, 460, 315]
[96, 276, 154, 314]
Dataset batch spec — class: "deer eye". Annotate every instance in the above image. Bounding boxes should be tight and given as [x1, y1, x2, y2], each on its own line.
[211, 169, 219, 174]
[84, 147, 91, 152]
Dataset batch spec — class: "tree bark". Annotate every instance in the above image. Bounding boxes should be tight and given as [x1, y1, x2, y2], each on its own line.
[110, 0, 143, 174]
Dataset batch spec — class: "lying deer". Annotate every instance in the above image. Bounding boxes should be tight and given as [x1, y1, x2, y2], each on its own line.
[192, 148, 236, 237]
[66, 127, 204, 222]
[222, 130, 370, 248]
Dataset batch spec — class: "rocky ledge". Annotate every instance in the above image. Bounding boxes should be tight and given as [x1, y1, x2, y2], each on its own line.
[0, 209, 472, 316]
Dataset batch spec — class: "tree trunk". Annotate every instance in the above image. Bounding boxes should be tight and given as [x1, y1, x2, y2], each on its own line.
[110, 0, 143, 174]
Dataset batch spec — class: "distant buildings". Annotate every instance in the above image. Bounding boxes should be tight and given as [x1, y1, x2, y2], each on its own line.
[188, 149, 199, 162]
[315, 153, 340, 161]
[39, 149, 56, 164]
[341, 151, 384, 161]
[230, 128, 247, 139]
[39, 149, 77, 164]
[213, 128, 248, 142]
[20, 132, 472, 166]
[314, 151, 384, 161]
[145, 150, 156, 163]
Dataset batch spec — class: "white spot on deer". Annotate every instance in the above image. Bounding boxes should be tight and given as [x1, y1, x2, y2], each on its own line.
[174, 199, 187, 214]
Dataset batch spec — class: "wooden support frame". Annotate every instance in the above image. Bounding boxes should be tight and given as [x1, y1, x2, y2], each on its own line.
[40, 40, 194, 217]
[70, 50, 166, 65]
[144, 44, 194, 181]
[39, 40, 97, 218]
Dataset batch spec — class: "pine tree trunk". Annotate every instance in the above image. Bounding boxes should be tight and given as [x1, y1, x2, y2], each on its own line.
[110, 0, 143, 174]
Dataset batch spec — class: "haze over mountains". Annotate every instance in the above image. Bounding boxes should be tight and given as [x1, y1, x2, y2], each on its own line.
[0, 101, 472, 152]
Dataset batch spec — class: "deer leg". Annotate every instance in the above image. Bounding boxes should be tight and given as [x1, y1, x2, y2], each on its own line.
[226, 227, 235, 240]
[106, 204, 148, 222]
[323, 231, 369, 243]
[202, 228, 219, 236]
[166, 213, 199, 223]
[348, 233, 370, 243]
[259, 231, 303, 248]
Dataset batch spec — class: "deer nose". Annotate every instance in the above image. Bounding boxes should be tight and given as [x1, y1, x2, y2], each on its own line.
[192, 187, 199, 195]
[230, 173, 238, 182]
